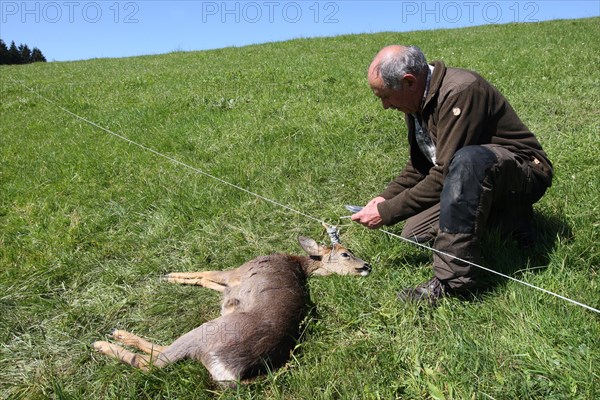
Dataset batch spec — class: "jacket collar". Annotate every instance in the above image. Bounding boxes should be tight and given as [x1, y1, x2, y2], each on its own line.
[423, 60, 446, 111]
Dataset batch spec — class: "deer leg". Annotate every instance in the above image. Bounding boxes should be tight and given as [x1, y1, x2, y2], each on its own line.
[165, 270, 241, 292]
[164, 276, 227, 292]
[164, 271, 209, 279]
[92, 330, 171, 371]
[158, 319, 240, 383]
[111, 329, 166, 354]
[92, 341, 162, 371]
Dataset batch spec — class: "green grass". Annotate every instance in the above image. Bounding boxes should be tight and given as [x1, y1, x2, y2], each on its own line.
[1, 17, 599, 399]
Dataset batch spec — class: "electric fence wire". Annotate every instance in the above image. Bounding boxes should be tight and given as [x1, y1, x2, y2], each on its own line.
[13, 78, 599, 315]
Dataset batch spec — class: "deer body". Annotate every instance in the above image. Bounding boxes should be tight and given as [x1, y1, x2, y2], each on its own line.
[93, 236, 370, 384]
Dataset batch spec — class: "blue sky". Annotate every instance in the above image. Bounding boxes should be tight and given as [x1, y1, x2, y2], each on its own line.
[1, 1, 598, 61]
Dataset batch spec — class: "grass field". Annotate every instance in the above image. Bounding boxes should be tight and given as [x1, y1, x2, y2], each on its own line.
[1, 17, 599, 399]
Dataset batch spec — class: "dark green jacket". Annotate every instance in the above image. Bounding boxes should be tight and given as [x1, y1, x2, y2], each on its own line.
[377, 61, 553, 226]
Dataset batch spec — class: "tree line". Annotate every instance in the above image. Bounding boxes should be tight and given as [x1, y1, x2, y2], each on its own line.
[0, 39, 47, 65]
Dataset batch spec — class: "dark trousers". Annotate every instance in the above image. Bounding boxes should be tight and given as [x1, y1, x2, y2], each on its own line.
[401, 144, 549, 291]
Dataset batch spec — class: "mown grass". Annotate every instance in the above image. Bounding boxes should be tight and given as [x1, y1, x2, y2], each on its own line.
[1, 18, 599, 399]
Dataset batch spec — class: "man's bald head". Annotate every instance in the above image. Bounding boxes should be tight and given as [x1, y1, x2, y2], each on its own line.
[368, 45, 428, 91]
[367, 45, 429, 114]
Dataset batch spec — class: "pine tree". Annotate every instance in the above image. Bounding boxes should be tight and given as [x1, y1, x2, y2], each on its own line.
[0, 38, 47, 64]
[0, 39, 8, 65]
[31, 48, 47, 63]
[0, 39, 47, 64]
[18, 44, 32, 64]
[7, 41, 20, 64]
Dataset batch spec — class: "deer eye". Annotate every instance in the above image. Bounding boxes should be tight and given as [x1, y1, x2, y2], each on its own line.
[340, 252, 350, 258]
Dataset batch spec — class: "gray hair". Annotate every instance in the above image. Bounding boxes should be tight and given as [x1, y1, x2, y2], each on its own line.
[376, 46, 428, 90]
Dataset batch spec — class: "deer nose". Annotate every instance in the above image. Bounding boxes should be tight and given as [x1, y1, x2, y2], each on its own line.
[356, 263, 372, 276]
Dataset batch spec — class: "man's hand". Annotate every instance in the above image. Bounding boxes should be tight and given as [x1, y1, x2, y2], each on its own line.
[351, 196, 386, 229]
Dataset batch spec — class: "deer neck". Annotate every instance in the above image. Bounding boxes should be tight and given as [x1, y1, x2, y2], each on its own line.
[292, 255, 330, 276]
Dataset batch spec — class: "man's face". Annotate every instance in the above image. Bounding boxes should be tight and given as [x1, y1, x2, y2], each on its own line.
[369, 75, 415, 114]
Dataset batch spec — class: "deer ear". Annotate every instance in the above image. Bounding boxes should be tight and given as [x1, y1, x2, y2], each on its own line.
[298, 236, 326, 257]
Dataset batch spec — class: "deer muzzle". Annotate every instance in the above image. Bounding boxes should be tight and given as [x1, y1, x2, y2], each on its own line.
[356, 263, 372, 276]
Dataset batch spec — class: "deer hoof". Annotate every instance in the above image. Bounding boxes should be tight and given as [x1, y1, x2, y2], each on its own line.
[111, 329, 129, 340]
[92, 341, 110, 353]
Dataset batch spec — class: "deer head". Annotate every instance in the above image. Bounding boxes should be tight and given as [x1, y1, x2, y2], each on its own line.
[298, 236, 371, 276]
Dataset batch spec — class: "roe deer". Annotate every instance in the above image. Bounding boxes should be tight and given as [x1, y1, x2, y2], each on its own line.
[92, 235, 371, 384]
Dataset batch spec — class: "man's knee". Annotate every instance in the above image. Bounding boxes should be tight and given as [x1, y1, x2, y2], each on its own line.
[440, 146, 497, 233]
[401, 204, 440, 243]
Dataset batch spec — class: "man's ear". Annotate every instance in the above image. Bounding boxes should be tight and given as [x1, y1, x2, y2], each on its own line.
[401, 73, 418, 90]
